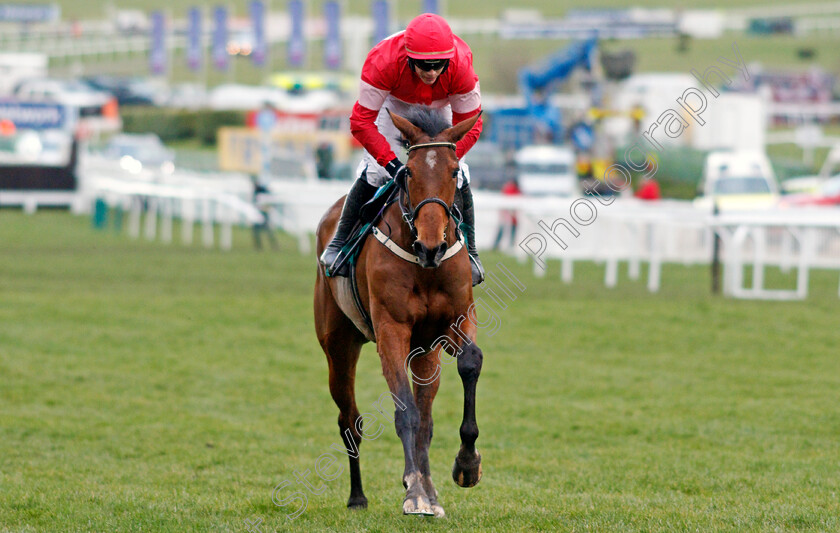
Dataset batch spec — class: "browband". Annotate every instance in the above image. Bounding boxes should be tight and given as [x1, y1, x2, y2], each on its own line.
[407, 142, 457, 153]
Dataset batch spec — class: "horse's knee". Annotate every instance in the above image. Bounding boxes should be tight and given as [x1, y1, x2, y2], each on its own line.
[457, 343, 483, 381]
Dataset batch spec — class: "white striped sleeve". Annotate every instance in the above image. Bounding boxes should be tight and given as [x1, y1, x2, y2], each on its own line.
[449, 81, 481, 114]
[358, 79, 390, 111]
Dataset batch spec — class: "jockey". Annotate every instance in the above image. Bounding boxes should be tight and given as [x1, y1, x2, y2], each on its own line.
[319, 13, 485, 286]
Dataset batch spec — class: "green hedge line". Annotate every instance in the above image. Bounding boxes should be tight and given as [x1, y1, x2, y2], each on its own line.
[120, 107, 248, 146]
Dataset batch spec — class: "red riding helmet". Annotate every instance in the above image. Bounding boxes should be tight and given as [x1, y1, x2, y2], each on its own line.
[404, 13, 455, 60]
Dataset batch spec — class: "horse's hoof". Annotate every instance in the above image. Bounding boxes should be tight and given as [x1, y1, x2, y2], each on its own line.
[452, 449, 482, 488]
[430, 502, 446, 518]
[402, 494, 433, 516]
[347, 496, 368, 510]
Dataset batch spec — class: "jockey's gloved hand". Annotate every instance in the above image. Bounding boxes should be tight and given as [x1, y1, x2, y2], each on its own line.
[384, 158, 405, 180]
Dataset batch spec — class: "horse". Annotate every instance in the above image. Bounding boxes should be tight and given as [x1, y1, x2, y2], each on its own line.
[313, 108, 484, 517]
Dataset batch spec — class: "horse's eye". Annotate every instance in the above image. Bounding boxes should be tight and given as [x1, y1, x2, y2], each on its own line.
[452, 168, 460, 179]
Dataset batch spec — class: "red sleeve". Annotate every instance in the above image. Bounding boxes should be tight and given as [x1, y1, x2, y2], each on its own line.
[452, 109, 482, 159]
[449, 41, 483, 159]
[350, 101, 396, 167]
[349, 41, 400, 167]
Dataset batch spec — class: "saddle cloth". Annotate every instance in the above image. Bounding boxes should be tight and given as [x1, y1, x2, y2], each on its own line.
[327, 180, 399, 343]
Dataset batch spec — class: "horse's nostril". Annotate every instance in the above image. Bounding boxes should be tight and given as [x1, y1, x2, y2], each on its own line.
[434, 243, 448, 261]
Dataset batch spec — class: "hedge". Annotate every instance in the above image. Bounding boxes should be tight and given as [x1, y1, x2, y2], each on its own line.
[120, 107, 248, 146]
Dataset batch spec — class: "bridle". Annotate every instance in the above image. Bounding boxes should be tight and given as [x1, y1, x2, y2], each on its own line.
[396, 141, 461, 239]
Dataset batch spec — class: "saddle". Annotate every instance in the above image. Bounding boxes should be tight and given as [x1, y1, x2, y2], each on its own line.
[330, 179, 400, 277]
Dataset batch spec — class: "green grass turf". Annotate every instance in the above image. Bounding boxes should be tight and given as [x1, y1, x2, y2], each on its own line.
[1, 210, 839, 532]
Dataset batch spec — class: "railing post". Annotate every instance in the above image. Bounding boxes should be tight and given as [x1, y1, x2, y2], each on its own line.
[144, 198, 158, 241]
[202, 198, 214, 248]
[128, 196, 142, 239]
[161, 199, 173, 244]
[711, 205, 721, 294]
[182, 198, 195, 245]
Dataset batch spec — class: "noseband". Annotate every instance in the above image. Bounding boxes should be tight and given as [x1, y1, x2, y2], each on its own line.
[396, 142, 460, 238]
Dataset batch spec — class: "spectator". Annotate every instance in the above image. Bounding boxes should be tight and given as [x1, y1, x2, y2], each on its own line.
[493, 178, 522, 250]
[251, 175, 279, 251]
[635, 176, 661, 201]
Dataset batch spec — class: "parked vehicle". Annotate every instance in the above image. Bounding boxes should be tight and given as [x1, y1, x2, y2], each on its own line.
[465, 142, 515, 191]
[113, 9, 150, 34]
[780, 175, 823, 195]
[0, 129, 78, 191]
[100, 133, 175, 175]
[208, 84, 284, 111]
[780, 176, 840, 207]
[695, 151, 779, 210]
[165, 83, 208, 110]
[82, 76, 164, 107]
[514, 145, 580, 196]
[13, 78, 120, 133]
[0, 53, 48, 96]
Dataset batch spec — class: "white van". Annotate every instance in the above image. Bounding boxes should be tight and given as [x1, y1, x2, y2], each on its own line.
[695, 151, 779, 210]
[514, 145, 580, 196]
[0, 53, 47, 96]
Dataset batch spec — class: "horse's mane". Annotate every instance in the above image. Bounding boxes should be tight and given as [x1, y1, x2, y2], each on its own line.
[402, 106, 452, 137]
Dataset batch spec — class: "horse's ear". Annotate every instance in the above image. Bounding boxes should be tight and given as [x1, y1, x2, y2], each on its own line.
[442, 110, 482, 143]
[387, 109, 423, 144]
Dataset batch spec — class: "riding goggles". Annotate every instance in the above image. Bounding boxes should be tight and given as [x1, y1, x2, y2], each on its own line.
[412, 58, 449, 72]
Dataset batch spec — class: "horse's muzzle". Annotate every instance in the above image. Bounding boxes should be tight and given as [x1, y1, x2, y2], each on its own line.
[413, 240, 448, 269]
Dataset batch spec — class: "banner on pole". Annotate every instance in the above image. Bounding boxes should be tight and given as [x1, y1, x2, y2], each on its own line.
[0, 4, 60, 23]
[422, 0, 438, 14]
[187, 7, 202, 71]
[250, 0, 267, 66]
[149, 11, 167, 75]
[371, 1, 390, 44]
[287, 0, 305, 67]
[212, 6, 229, 71]
[323, 1, 341, 70]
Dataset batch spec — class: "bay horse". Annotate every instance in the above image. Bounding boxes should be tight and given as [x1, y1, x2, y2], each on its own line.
[314, 108, 484, 517]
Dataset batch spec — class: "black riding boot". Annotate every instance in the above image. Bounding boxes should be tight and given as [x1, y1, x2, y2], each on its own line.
[320, 178, 378, 277]
[459, 182, 485, 286]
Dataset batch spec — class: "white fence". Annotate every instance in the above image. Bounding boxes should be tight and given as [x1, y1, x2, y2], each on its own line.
[7, 171, 840, 299]
[256, 183, 840, 300]
[79, 157, 262, 250]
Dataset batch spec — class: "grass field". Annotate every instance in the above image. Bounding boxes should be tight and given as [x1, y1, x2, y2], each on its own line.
[2, 211, 840, 532]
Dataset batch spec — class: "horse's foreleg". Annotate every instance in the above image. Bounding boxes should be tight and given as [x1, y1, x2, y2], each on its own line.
[453, 340, 483, 488]
[377, 322, 433, 516]
[410, 350, 444, 517]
